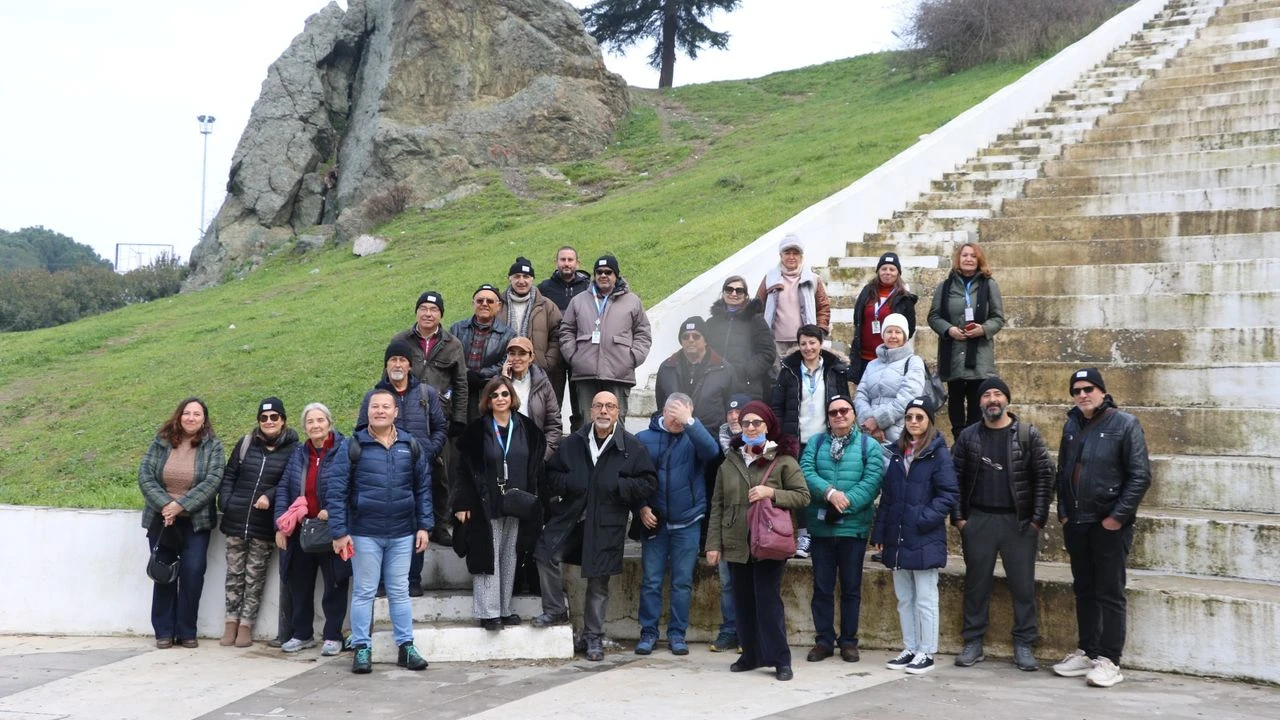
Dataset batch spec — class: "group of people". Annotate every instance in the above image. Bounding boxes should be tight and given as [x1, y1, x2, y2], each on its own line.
[138, 238, 1150, 688]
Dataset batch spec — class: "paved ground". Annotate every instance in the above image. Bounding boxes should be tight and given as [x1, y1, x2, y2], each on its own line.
[0, 636, 1275, 720]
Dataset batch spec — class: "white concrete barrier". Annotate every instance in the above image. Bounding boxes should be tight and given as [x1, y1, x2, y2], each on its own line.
[632, 0, 1171, 392]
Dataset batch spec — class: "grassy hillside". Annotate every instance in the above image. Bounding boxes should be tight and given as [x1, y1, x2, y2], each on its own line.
[0, 53, 1038, 508]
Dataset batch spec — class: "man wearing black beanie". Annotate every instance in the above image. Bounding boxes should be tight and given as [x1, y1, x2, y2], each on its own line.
[950, 376, 1054, 672]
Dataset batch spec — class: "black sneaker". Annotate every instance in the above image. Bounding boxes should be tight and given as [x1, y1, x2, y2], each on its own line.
[710, 632, 740, 653]
[501, 614, 522, 626]
[408, 581, 424, 598]
[397, 643, 428, 671]
[955, 640, 985, 667]
[886, 649, 915, 670]
[480, 617, 504, 631]
[905, 653, 935, 675]
[531, 611, 570, 628]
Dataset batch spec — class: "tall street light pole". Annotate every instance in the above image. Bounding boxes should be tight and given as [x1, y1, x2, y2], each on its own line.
[197, 114, 216, 238]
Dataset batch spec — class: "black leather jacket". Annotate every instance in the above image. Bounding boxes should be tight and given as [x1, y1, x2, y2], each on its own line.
[950, 413, 1054, 529]
[1055, 398, 1151, 525]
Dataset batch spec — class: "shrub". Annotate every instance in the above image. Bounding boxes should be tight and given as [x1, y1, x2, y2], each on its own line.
[360, 181, 416, 225]
[903, 0, 1132, 73]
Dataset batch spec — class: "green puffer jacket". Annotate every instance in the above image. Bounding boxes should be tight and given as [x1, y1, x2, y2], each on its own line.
[707, 446, 810, 564]
[138, 435, 225, 532]
[799, 430, 885, 539]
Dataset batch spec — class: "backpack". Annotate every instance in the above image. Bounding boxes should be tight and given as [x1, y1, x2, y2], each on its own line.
[905, 355, 948, 412]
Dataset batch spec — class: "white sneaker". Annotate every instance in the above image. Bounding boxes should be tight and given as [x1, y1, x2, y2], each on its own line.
[1052, 648, 1094, 677]
[1086, 657, 1124, 687]
[280, 637, 315, 653]
[794, 530, 812, 559]
[321, 640, 342, 656]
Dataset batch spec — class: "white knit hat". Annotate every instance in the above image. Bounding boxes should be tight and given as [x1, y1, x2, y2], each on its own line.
[881, 313, 909, 338]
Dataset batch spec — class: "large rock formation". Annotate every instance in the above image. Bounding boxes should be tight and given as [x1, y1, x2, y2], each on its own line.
[187, 0, 628, 289]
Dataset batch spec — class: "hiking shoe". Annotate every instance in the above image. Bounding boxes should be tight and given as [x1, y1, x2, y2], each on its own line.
[905, 653, 935, 675]
[1053, 649, 1094, 677]
[1086, 657, 1123, 687]
[886, 649, 915, 670]
[281, 638, 316, 653]
[669, 634, 689, 656]
[634, 632, 658, 655]
[794, 530, 812, 559]
[532, 612, 570, 628]
[1013, 644, 1038, 671]
[352, 646, 372, 674]
[586, 636, 604, 661]
[397, 643, 428, 671]
[321, 640, 342, 656]
[955, 639, 985, 667]
[710, 632, 740, 653]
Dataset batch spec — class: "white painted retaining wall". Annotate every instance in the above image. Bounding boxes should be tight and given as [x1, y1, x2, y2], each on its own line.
[632, 0, 1170, 393]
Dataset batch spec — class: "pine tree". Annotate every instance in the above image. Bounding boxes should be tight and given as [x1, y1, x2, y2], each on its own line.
[580, 0, 742, 88]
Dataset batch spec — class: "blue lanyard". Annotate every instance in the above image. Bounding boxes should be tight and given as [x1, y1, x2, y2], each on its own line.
[963, 277, 976, 308]
[802, 362, 820, 394]
[492, 418, 513, 458]
[594, 292, 610, 320]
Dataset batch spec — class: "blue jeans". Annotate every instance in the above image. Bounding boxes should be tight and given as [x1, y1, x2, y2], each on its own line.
[718, 560, 736, 636]
[809, 535, 867, 647]
[893, 568, 940, 655]
[349, 535, 414, 647]
[638, 523, 700, 637]
[146, 519, 210, 642]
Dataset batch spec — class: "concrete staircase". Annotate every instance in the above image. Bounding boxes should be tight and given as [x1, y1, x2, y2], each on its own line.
[820, 0, 1280, 683]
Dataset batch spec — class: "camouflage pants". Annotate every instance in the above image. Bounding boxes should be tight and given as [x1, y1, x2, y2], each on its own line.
[224, 536, 273, 624]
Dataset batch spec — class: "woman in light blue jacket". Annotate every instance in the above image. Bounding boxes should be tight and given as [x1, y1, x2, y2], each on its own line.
[854, 313, 924, 445]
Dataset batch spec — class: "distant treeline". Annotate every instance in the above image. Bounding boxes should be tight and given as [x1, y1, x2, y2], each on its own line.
[0, 227, 188, 332]
[905, 0, 1135, 73]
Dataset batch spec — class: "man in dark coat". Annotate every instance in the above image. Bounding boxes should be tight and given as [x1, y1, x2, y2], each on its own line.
[531, 391, 657, 661]
[537, 246, 593, 428]
[654, 316, 736, 429]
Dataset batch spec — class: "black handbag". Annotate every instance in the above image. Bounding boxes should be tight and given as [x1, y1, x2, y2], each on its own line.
[498, 485, 539, 520]
[147, 543, 180, 585]
[298, 518, 332, 554]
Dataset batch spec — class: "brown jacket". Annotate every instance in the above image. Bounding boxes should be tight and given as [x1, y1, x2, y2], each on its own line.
[558, 278, 652, 385]
[707, 446, 810, 564]
[391, 325, 469, 425]
[503, 287, 563, 377]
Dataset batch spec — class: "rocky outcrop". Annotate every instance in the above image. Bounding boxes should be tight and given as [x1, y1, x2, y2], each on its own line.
[187, 0, 628, 289]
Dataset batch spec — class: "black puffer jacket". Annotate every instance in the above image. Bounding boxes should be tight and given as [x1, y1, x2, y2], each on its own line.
[704, 298, 776, 398]
[1055, 397, 1151, 525]
[950, 413, 1054, 529]
[771, 349, 853, 439]
[655, 348, 736, 429]
[849, 282, 918, 383]
[219, 427, 300, 541]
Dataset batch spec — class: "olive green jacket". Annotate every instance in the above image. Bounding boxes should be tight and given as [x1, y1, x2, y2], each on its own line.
[707, 446, 810, 564]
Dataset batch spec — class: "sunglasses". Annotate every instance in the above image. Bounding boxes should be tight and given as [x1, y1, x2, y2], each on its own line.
[1071, 385, 1097, 396]
[258, 413, 281, 422]
[474, 297, 498, 305]
[741, 419, 766, 428]
[489, 390, 511, 399]
[594, 268, 615, 276]
[722, 286, 747, 295]
[827, 407, 852, 418]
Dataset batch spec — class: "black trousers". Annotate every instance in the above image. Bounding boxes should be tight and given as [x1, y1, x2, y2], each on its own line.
[946, 379, 983, 439]
[288, 546, 350, 642]
[1063, 521, 1133, 664]
[730, 559, 791, 669]
[960, 510, 1040, 644]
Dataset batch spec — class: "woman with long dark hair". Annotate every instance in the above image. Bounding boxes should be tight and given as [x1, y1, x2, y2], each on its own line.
[138, 397, 224, 648]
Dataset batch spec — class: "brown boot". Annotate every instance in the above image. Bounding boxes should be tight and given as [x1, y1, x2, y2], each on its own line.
[220, 621, 238, 647]
[234, 623, 254, 648]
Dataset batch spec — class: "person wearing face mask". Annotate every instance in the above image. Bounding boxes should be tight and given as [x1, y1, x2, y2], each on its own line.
[274, 403, 350, 656]
[850, 253, 918, 384]
[705, 275, 776, 398]
[356, 341, 448, 594]
[706, 401, 810, 682]
[854, 313, 926, 446]
[928, 242, 1006, 438]
[756, 234, 831, 361]
[453, 284, 518, 424]
[218, 397, 299, 647]
[502, 257, 563, 380]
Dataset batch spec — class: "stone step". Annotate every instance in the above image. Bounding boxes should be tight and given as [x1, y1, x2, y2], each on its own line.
[1112, 85, 1280, 114]
[1062, 126, 1280, 159]
[1144, 60, 1280, 89]
[1001, 185, 1280, 217]
[370, 623, 573, 663]
[1156, 54, 1280, 79]
[855, 229, 976, 247]
[941, 167, 1042, 181]
[877, 215, 982, 234]
[417, 544, 475, 590]
[592, 552, 1280, 683]
[1131, 73, 1280, 100]
[371, 591, 544, 624]
[1099, 98, 1280, 128]
[929, 176, 1032, 195]
[1009, 404, 1280, 458]
[978, 209, 1280, 243]
[996, 290, 1280, 330]
[1201, 13, 1280, 37]
[1048, 146, 1280, 176]
[1023, 163, 1280, 196]
[851, 232, 1279, 268]
[1085, 112, 1280, 141]
[1144, 455, 1280, 513]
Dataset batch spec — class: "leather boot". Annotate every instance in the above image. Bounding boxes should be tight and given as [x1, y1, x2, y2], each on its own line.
[235, 623, 254, 648]
[220, 621, 238, 647]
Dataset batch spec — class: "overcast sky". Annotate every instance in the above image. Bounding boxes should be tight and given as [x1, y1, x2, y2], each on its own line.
[0, 0, 911, 268]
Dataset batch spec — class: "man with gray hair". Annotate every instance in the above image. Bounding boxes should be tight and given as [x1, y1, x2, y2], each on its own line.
[633, 393, 721, 656]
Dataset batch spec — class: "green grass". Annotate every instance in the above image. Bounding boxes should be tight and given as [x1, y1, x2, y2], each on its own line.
[0, 53, 1039, 508]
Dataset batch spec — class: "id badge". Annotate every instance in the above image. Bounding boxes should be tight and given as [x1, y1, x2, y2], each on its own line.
[591, 329, 602, 345]
[871, 321, 881, 334]
[964, 307, 975, 323]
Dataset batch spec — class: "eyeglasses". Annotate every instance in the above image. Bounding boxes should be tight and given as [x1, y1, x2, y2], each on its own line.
[594, 268, 615, 276]
[591, 402, 619, 411]
[741, 419, 766, 428]
[827, 407, 852, 418]
[258, 413, 281, 422]
[489, 390, 511, 399]
[474, 297, 498, 305]
[722, 286, 747, 295]
[1071, 385, 1098, 396]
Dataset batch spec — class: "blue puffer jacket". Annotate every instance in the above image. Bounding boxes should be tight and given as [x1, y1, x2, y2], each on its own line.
[356, 375, 448, 461]
[324, 429, 433, 539]
[636, 414, 721, 527]
[274, 430, 351, 580]
[872, 433, 959, 571]
[799, 429, 885, 539]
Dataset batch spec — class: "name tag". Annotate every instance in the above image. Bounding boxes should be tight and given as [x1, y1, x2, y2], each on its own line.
[591, 329, 602, 345]
[964, 307, 975, 323]
[871, 321, 881, 334]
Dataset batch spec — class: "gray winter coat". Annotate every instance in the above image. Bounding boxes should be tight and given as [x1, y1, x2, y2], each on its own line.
[517, 364, 563, 459]
[927, 272, 1005, 382]
[854, 341, 926, 445]
[558, 278, 653, 385]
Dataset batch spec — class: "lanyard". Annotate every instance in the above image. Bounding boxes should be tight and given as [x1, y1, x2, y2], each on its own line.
[493, 418, 514, 482]
[594, 292, 610, 325]
[874, 287, 895, 316]
[802, 362, 820, 394]
[963, 277, 977, 308]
